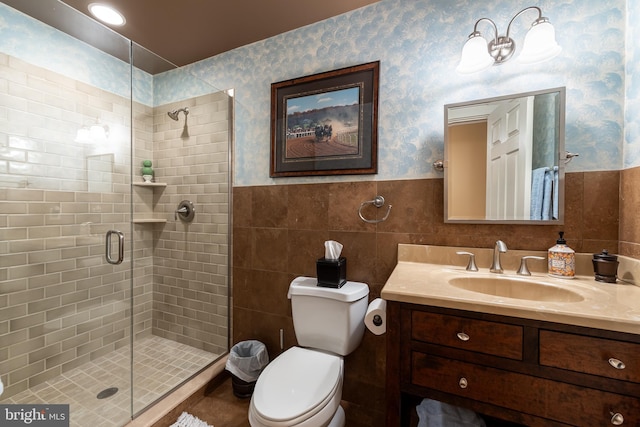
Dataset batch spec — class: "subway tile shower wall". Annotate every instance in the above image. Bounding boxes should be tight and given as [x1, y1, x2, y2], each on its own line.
[149, 92, 230, 354]
[0, 54, 139, 399]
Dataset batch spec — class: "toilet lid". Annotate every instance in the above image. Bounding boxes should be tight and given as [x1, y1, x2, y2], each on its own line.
[253, 347, 342, 422]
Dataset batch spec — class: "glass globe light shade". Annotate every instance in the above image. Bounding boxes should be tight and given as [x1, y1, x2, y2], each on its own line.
[456, 34, 495, 74]
[518, 21, 562, 64]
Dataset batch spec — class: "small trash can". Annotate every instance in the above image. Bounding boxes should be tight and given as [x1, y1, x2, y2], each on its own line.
[225, 340, 269, 398]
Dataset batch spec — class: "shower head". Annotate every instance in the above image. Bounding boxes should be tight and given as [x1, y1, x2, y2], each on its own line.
[168, 107, 189, 121]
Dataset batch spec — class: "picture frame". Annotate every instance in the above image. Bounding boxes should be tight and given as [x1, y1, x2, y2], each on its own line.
[270, 61, 379, 177]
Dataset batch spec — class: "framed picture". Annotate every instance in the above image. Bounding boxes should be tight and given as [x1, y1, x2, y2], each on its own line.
[270, 61, 379, 177]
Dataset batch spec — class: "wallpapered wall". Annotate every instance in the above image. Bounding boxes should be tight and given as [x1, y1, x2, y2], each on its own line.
[625, 0, 640, 167]
[166, 0, 631, 185]
[0, 3, 154, 105]
[2, 0, 639, 184]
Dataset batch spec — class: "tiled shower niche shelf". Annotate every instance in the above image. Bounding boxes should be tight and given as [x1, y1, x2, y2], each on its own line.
[132, 218, 167, 224]
[133, 181, 167, 187]
[133, 181, 167, 223]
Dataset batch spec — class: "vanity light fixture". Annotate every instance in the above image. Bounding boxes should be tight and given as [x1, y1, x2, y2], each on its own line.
[456, 6, 561, 74]
[88, 3, 126, 26]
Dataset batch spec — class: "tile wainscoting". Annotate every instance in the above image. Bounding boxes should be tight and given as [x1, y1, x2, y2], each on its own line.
[231, 170, 623, 427]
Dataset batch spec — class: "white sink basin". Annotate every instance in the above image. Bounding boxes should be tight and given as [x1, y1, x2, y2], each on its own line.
[448, 276, 584, 302]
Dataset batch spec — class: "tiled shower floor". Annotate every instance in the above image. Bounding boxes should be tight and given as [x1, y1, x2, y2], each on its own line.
[5, 335, 219, 427]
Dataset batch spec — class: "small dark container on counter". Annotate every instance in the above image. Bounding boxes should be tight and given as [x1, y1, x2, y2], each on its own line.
[316, 257, 347, 288]
[592, 250, 619, 283]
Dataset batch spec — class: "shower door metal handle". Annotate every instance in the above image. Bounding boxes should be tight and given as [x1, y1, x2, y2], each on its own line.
[105, 230, 125, 265]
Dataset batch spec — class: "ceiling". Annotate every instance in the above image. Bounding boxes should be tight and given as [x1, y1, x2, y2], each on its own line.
[53, 0, 379, 67]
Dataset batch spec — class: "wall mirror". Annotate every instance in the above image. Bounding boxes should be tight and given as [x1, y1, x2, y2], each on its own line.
[444, 87, 566, 224]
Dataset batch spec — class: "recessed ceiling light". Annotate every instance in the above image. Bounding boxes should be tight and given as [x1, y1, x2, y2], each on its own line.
[88, 3, 126, 26]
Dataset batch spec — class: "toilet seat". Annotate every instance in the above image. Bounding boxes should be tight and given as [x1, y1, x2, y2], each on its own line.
[249, 347, 343, 426]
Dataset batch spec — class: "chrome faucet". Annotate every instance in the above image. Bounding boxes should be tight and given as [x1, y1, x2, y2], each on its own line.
[490, 240, 508, 273]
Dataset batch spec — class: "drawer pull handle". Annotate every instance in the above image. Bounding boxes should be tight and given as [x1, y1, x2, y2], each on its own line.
[610, 412, 624, 425]
[458, 377, 468, 389]
[456, 332, 470, 341]
[608, 358, 626, 370]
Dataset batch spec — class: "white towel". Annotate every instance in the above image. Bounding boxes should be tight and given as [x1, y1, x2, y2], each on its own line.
[416, 399, 486, 427]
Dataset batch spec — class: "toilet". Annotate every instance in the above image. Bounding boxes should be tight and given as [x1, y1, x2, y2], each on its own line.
[248, 276, 370, 427]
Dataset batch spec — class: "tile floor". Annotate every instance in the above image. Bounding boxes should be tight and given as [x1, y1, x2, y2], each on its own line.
[5, 335, 219, 427]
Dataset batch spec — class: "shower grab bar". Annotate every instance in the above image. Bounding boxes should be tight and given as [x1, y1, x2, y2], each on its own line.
[105, 230, 124, 265]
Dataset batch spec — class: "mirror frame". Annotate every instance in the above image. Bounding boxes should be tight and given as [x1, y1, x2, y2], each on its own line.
[444, 87, 566, 225]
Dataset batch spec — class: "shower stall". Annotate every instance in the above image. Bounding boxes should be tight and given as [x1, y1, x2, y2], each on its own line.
[0, 1, 231, 426]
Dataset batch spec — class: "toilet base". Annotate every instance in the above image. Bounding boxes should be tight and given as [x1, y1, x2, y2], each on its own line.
[327, 405, 345, 427]
[248, 403, 345, 427]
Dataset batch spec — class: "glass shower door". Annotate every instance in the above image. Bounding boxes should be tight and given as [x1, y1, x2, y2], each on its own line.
[0, 1, 136, 425]
[129, 44, 231, 417]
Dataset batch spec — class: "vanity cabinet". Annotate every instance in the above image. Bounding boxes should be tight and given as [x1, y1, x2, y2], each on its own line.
[386, 302, 640, 426]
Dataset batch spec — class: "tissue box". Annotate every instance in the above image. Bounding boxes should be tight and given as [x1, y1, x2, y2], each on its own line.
[316, 257, 347, 288]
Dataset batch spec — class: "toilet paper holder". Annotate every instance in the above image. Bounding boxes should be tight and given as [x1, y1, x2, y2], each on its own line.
[372, 314, 383, 326]
[365, 298, 387, 335]
[358, 195, 392, 224]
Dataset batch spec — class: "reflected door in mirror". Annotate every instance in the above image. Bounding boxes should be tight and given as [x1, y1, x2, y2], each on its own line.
[486, 96, 533, 220]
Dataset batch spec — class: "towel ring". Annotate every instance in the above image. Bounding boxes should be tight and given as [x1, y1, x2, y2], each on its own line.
[358, 195, 392, 224]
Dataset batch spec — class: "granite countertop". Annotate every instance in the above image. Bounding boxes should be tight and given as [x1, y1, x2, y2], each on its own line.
[381, 244, 640, 335]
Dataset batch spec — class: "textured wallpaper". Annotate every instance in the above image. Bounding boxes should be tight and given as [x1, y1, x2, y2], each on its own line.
[163, 0, 627, 185]
[625, 0, 640, 168]
[0, 3, 153, 105]
[1, 0, 633, 185]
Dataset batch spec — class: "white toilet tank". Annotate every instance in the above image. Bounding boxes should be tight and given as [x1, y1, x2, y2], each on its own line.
[287, 276, 369, 356]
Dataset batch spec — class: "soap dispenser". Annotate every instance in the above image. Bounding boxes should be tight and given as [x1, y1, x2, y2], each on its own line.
[548, 231, 575, 279]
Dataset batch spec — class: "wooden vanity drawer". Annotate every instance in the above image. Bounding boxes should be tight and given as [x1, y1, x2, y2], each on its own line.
[412, 352, 640, 426]
[540, 330, 640, 383]
[412, 311, 523, 360]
